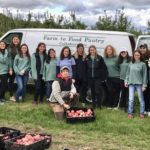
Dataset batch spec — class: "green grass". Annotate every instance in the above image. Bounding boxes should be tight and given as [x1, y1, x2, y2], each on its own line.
[0, 93, 150, 150]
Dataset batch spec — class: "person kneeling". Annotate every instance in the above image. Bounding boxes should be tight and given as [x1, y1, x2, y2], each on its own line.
[49, 66, 78, 120]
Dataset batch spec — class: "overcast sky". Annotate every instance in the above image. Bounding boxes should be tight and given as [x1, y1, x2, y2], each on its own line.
[0, 0, 150, 30]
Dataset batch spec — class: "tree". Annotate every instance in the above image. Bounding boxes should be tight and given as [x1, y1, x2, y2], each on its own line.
[95, 7, 132, 32]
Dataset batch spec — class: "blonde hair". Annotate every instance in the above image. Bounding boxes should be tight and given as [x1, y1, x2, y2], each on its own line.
[104, 45, 117, 57]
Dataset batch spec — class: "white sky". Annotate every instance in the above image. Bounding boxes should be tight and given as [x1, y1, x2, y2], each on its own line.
[0, 0, 150, 30]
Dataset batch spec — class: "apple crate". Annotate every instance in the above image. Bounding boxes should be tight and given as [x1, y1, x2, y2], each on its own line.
[0, 127, 21, 150]
[65, 107, 96, 123]
[5, 133, 51, 150]
[39, 134, 52, 149]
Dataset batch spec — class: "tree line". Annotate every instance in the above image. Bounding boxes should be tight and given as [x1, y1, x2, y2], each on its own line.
[0, 7, 148, 37]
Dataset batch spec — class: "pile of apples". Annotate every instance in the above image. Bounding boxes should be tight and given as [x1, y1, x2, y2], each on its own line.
[14, 134, 49, 145]
[66, 109, 93, 118]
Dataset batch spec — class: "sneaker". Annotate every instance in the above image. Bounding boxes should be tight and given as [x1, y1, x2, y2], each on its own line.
[148, 112, 150, 117]
[140, 114, 144, 119]
[0, 99, 4, 105]
[128, 114, 133, 119]
[10, 96, 16, 102]
[113, 107, 118, 110]
[144, 111, 148, 115]
[19, 96, 22, 101]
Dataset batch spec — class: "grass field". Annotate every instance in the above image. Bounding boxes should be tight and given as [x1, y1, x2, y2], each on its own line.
[0, 92, 150, 150]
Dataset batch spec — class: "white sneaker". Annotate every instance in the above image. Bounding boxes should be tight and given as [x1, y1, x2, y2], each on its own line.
[10, 96, 16, 102]
[0, 99, 4, 105]
[148, 112, 150, 117]
[113, 107, 118, 110]
[19, 96, 22, 101]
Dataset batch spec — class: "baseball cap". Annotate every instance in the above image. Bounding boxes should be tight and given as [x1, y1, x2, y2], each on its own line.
[60, 66, 70, 72]
[139, 44, 146, 48]
[120, 47, 127, 52]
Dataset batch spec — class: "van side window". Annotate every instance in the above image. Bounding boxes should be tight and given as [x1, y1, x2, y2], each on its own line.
[2, 32, 23, 45]
[129, 36, 135, 53]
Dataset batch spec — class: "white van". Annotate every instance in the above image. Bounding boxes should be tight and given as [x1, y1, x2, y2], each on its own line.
[0, 28, 135, 56]
[135, 35, 150, 50]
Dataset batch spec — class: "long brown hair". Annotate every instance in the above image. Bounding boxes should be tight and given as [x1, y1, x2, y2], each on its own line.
[104, 45, 116, 57]
[19, 44, 30, 59]
[36, 42, 46, 54]
[10, 35, 21, 57]
[132, 50, 143, 63]
[60, 46, 71, 60]
[0, 41, 7, 54]
[46, 48, 56, 63]
[87, 45, 97, 57]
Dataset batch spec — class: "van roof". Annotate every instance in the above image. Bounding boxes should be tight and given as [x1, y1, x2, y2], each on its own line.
[9, 28, 133, 36]
[138, 35, 150, 38]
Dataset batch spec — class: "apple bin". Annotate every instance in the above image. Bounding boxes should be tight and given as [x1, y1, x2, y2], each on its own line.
[5, 133, 52, 150]
[0, 127, 21, 150]
[65, 107, 96, 123]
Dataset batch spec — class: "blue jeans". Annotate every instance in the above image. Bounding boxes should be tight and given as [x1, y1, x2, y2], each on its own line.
[46, 81, 53, 99]
[16, 74, 29, 101]
[128, 84, 145, 115]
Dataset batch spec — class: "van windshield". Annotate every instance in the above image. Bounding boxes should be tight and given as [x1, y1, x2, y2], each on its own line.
[137, 37, 150, 49]
[2, 32, 23, 45]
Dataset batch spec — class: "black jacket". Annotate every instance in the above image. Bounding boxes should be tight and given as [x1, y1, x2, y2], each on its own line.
[34, 52, 47, 77]
[85, 55, 108, 81]
[73, 55, 87, 81]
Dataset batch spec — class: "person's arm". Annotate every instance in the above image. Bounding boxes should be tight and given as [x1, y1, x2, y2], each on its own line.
[142, 63, 148, 87]
[71, 57, 76, 79]
[124, 64, 130, 87]
[31, 54, 37, 80]
[52, 81, 65, 105]
[13, 55, 20, 74]
[56, 59, 60, 76]
[70, 83, 77, 95]
[72, 65, 76, 79]
[42, 63, 46, 81]
[100, 56, 108, 80]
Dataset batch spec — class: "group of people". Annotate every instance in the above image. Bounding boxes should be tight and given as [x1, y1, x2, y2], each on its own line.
[0, 35, 150, 119]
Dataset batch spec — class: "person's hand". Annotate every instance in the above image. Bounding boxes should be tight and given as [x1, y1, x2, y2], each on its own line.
[148, 59, 150, 67]
[69, 92, 74, 99]
[124, 82, 128, 87]
[142, 86, 146, 92]
[20, 70, 25, 75]
[63, 103, 70, 109]
[72, 79, 75, 83]
[9, 69, 13, 75]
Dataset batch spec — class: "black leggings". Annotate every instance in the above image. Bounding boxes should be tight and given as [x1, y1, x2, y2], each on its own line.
[106, 77, 121, 108]
[8, 73, 16, 96]
[144, 82, 150, 112]
[0, 74, 8, 99]
[120, 79, 128, 109]
[75, 79, 87, 103]
[34, 75, 45, 102]
[88, 78, 103, 108]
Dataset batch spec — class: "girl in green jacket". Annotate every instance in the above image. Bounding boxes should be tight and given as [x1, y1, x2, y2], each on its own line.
[43, 49, 57, 101]
[13, 44, 31, 102]
[8, 35, 21, 101]
[0, 41, 11, 104]
[31, 42, 47, 104]
[125, 50, 147, 118]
